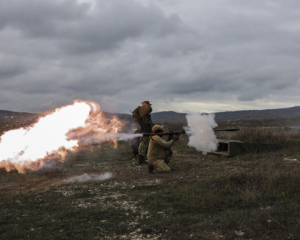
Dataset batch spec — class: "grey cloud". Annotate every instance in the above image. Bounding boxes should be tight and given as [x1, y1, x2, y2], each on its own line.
[144, 32, 201, 57]
[170, 79, 216, 94]
[144, 13, 182, 37]
[0, 61, 27, 80]
[60, 77, 126, 96]
[165, 74, 244, 95]
[238, 90, 266, 102]
[0, 95, 9, 104]
[14, 82, 59, 95]
[0, 0, 87, 38]
[58, 1, 185, 54]
[0, 0, 187, 55]
[1, 0, 300, 113]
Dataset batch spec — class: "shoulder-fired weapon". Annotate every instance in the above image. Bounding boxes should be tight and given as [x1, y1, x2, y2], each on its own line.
[141, 128, 240, 136]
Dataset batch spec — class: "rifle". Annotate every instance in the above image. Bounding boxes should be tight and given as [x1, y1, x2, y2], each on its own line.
[141, 128, 240, 136]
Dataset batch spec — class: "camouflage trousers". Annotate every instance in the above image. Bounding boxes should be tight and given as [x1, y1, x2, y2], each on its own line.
[148, 153, 173, 172]
[138, 136, 150, 158]
[150, 160, 171, 172]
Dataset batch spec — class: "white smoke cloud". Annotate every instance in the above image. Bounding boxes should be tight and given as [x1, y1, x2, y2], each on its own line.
[74, 132, 143, 146]
[63, 172, 112, 183]
[184, 113, 218, 154]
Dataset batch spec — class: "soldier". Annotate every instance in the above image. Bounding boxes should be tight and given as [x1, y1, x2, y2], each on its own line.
[147, 125, 180, 173]
[137, 101, 154, 164]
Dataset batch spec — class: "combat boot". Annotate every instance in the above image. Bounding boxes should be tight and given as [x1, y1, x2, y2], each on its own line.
[138, 155, 148, 165]
[166, 163, 175, 171]
[148, 164, 154, 173]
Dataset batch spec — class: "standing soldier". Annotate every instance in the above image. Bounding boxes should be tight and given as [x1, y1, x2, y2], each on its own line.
[132, 101, 154, 164]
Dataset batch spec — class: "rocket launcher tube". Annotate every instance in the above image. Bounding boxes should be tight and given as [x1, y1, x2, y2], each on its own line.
[214, 128, 240, 132]
[142, 130, 186, 137]
[142, 128, 240, 136]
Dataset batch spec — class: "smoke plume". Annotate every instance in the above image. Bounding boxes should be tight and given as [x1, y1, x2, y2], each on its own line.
[184, 113, 218, 154]
[63, 172, 112, 183]
[67, 131, 142, 146]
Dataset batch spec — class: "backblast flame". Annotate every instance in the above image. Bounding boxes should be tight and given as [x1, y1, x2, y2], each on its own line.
[0, 101, 125, 173]
[66, 108, 125, 147]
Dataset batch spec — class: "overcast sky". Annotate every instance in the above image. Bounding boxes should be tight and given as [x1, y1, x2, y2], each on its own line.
[1, 0, 300, 114]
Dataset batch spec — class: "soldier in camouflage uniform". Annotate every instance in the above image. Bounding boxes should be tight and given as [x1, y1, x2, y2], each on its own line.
[138, 101, 154, 164]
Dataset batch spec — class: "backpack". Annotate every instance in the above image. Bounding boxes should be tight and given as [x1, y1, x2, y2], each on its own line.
[132, 106, 142, 123]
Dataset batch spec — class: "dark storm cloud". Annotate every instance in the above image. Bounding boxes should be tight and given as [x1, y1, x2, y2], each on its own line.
[0, 0, 87, 37]
[170, 77, 244, 95]
[0, 0, 300, 113]
[0, 60, 27, 79]
[60, 76, 127, 95]
[0, 0, 187, 98]
[58, 2, 184, 54]
[0, 0, 184, 54]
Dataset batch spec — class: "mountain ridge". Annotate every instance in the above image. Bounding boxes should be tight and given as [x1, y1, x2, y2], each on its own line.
[1, 106, 300, 124]
[151, 106, 300, 123]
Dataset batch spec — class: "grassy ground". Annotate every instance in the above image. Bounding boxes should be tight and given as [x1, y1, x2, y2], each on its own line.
[1, 125, 300, 239]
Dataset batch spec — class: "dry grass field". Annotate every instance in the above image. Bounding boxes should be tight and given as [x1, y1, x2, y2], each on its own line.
[1, 121, 300, 239]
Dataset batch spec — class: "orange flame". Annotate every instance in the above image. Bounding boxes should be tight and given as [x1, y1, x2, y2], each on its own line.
[0, 101, 124, 173]
[66, 104, 125, 147]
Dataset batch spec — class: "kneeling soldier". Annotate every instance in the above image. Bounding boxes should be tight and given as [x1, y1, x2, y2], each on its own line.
[147, 125, 180, 173]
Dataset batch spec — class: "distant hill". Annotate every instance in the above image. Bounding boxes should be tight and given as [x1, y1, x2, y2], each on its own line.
[214, 106, 300, 122]
[0, 110, 38, 121]
[151, 106, 300, 124]
[1, 106, 300, 127]
[0, 110, 40, 134]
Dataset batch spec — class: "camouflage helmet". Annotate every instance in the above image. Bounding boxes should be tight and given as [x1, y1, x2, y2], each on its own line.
[152, 125, 164, 132]
[142, 101, 151, 105]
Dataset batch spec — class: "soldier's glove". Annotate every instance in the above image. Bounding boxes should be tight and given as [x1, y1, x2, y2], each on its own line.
[173, 134, 181, 142]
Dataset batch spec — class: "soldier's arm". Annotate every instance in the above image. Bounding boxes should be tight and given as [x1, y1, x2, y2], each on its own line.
[152, 135, 174, 149]
[139, 105, 152, 117]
